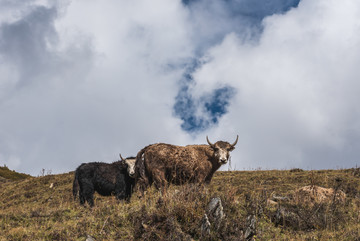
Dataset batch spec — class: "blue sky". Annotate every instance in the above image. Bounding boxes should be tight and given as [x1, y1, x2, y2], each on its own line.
[174, 59, 237, 132]
[175, 0, 300, 132]
[1, 0, 360, 175]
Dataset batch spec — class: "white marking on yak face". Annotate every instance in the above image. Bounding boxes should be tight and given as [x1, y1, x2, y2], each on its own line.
[125, 158, 136, 177]
[216, 148, 229, 164]
[213, 144, 231, 164]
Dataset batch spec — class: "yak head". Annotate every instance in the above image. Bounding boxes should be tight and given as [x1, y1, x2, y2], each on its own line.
[120, 154, 136, 178]
[206, 135, 238, 164]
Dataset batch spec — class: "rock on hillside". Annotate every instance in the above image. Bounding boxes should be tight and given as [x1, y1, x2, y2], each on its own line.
[294, 185, 346, 206]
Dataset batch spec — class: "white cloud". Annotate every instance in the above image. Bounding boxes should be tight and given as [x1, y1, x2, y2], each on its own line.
[0, 0, 359, 175]
[0, 0, 194, 175]
[191, 0, 360, 169]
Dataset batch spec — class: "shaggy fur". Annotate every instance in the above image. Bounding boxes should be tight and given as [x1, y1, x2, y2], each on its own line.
[135, 136, 238, 194]
[73, 157, 135, 207]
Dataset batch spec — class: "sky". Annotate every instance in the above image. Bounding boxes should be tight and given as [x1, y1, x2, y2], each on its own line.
[1, 0, 360, 175]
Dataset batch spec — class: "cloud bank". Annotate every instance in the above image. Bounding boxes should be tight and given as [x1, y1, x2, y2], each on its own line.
[0, 0, 359, 175]
[188, 0, 360, 169]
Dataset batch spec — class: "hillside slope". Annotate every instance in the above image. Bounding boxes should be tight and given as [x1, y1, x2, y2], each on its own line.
[1, 169, 360, 240]
[0, 166, 31, 182]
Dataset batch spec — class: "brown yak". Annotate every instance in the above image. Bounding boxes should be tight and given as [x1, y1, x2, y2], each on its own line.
[135, 136, 238, 193]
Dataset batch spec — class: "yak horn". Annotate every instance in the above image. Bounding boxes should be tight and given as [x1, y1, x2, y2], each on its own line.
[119, 154, 125, 161]
[206, 136, 215, 147]
[231, 135, 239, 147]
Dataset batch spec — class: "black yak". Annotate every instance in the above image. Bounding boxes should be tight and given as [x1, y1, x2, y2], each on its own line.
[135, 136, 238, 194]
[73, 155, 136, 207]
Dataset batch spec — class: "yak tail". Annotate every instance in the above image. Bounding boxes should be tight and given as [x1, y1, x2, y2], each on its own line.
[72, 169, 80, 201]
[135, 147, 147, 180]
[135, 146, 150, 194]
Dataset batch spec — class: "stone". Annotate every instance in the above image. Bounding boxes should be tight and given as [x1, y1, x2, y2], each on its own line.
[244, 215, 256, 240]
[200, 214, 211, 236]
[206, 197, 225, 229]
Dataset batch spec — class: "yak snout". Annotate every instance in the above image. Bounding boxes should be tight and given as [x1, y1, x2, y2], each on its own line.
[125, 159, 136, 178]
[220, 157, 228, 164]
[128, 172, 135, 178]
[219, 153, 229, 164]
[215, 149, 229, 164]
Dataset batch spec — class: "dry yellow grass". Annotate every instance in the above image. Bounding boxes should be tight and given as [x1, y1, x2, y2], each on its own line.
[0, 168, 359, 240]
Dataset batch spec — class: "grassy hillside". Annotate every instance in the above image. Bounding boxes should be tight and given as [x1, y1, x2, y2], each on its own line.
[1, 169, 360, 240]
[0, 166, 31, 182]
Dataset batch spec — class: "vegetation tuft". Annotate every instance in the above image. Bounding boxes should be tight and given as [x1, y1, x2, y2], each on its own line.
[0, 165, 31, 182]
[1, 168, 360, 240]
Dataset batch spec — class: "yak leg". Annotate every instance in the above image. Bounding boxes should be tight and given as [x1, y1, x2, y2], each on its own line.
[115, 190, 127, 201]
[115, 175, 127, 201]
[136, 178, 149, 198]
[79, 192, 86, 205]
[86, 193, 94, 207]
[80, 180, 95, 207]
[78, 182, 85, 205]
[125, 180, 134, 202]
[135, 170, 153, 198]
[153, 170, 167, 195]
[78, 180, 88, 205]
